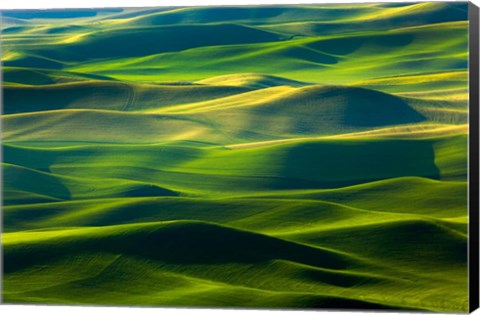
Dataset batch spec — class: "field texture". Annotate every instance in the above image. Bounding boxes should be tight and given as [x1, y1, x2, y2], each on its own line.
[1, 2, 470, 312]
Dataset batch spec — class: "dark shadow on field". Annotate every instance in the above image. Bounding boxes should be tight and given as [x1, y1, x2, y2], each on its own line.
[119, 184, 179, 198]
[3, 145, 94, 201]
[2, 164, 72, 203]
[2, 9, 122, 20]
[337, 88, 425, 127]
[3, 68, 56, 85]
[3, 83, 131, 114]
[234, 85, 426, 139]
[304, 219, 467, 269]
[32, 24, 282, 61]
[278, 139, 441, 189]
[4, 145, 71, 172]
[3, 221, 359, 274]
[306, 33, 413, 55]
[3, 55, 64, 70]
[296, 297, 414, 311]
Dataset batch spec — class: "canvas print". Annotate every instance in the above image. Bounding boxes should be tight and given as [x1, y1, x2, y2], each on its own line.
[1, 2, 475, 312]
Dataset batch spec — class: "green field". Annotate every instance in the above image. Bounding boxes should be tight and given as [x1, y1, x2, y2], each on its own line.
[1, 2, 470, 312]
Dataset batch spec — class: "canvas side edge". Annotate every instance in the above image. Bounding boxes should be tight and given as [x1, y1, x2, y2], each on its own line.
[469, 1, 480, 313]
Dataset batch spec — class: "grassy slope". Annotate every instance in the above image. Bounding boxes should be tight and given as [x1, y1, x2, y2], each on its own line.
[27, 24, 286, 62]
[3, 81, 251, 114]
[1, 2, 470, 312]
[2, 220, 465, 311]
[2, 135, 466, 194]
[4, 7, 466, 86]
[2, 67, 117, 86]
[196, 73, 310, 89]
[2, 134, 468, 311]
[260, 2, 468, 36]
[4, 82, 467, 144]
[62, 21, 467, 85]
[2, 83, 465, 145]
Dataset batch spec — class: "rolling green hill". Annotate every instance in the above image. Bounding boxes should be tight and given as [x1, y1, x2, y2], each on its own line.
[30, 24, 286, 62]
[61, 20, 467, 84]
[3, 67, 117, 86]
[196, 73, 309, 89]
[261, 2, 468, 35]
[8, 84, 459, 144]
[2, 220, 430, 310]
[1, 2, 470, 312]
[3, 81, 251, 114]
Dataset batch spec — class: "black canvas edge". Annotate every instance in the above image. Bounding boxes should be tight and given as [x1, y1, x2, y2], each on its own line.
[469, 1, 480, 313]
[0, 2, 477, 313]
